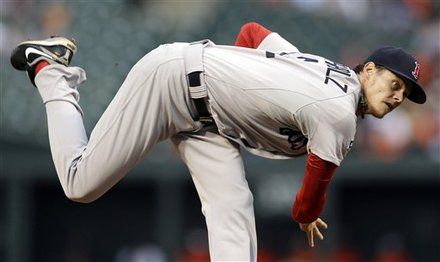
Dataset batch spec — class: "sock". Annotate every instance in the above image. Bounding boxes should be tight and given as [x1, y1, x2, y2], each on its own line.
[35, 61, 50, 74]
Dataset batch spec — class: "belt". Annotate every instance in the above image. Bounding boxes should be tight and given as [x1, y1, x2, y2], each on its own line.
[188, 71, 212, 123]
[184, 40, 214, 124]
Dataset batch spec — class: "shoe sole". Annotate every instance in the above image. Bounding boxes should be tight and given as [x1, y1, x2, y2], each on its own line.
[11, 37, 77, 71]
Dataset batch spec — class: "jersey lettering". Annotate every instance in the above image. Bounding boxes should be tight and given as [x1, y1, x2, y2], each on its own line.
[324, 60, 351, 93]
[265, 51, 275, 58]
[297, 56, 319, 63]
[265, 53, 351, 94]
[279, 127, 308, 155]
[279, 52, 297, 56]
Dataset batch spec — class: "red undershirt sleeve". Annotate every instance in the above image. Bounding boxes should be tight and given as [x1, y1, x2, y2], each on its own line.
[234, 23, 336, 224]
[292, 152, 338, 223]
[234, 22, 272, 49]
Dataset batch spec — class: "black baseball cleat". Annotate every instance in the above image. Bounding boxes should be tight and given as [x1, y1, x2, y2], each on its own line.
[10, 36, 77, 87]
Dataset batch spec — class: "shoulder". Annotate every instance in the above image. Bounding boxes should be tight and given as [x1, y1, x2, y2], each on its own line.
[295, 95, 358, 136]
[257, 32, 300, 53]
[298, 91, 358, 118]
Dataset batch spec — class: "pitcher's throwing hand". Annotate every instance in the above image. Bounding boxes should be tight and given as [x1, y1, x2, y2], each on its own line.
[299, 218, 328, 247]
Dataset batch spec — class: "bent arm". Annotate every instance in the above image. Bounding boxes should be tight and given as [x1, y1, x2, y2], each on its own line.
[234, 22, 299, 52]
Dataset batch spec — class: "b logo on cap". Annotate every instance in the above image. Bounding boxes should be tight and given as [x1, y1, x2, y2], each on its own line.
[412, 61, 420, 80]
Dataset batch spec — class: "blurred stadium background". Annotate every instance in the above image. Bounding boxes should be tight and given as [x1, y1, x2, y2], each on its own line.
[1, 1, 439, 261]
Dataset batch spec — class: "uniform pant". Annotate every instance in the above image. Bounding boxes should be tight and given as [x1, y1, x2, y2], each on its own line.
[34, 43, 257, 261]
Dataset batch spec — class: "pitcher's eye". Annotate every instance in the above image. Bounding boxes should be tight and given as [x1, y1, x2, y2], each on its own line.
[391, 80, 400, 90]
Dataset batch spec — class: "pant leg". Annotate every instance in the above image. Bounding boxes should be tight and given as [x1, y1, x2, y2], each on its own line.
[172, 129, 257, 261]
[35, 43, 199, 203]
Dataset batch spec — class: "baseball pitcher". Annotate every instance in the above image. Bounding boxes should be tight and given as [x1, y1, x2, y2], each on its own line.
[10, 22, 425, 261]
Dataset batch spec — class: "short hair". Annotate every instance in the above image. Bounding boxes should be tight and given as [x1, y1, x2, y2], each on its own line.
[353, 63, 385, 74]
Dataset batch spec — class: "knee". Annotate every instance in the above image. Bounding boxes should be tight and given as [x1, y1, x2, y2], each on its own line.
[208, 189, 255, 215]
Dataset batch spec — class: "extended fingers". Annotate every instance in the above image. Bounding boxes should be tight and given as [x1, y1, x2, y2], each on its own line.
[316, 218, 328, 229]
[300, 219, 328, 248]
[314, 226, 324, 240]
[307, 228, 314, 247]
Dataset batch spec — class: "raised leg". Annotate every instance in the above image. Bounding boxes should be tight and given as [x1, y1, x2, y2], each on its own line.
[33, 43, 197, 202]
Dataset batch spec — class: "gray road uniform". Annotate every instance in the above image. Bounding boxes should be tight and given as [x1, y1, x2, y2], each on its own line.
[203, 43, 360, 164]
[35, 32, 361, 261]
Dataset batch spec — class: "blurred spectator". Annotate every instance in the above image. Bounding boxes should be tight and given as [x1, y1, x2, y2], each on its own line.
[289, 0, 370, 22]
[408, 102, 439, 154]
[0, 21, 27, 58]
[289, 0, 327, 12]
[0, 3, 73, 60]
[363, 108, 413, 162]
[140, 1, 219, 36]
[404, 0, 436, 22]
[0, 2, 30, 57]
[340, 41, 369, 69]
[371, 1, 415, 33]
[411, 19, 440, 57]
[427, 133, 440, 162]
[39, 3, 72, 36]
[334, 0, 370, 22]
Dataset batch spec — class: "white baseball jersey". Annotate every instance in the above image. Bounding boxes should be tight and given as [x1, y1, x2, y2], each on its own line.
[203, 34, 361, 165]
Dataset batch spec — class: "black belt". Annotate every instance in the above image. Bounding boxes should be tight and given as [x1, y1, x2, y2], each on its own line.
[188, 71, 213, 124]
